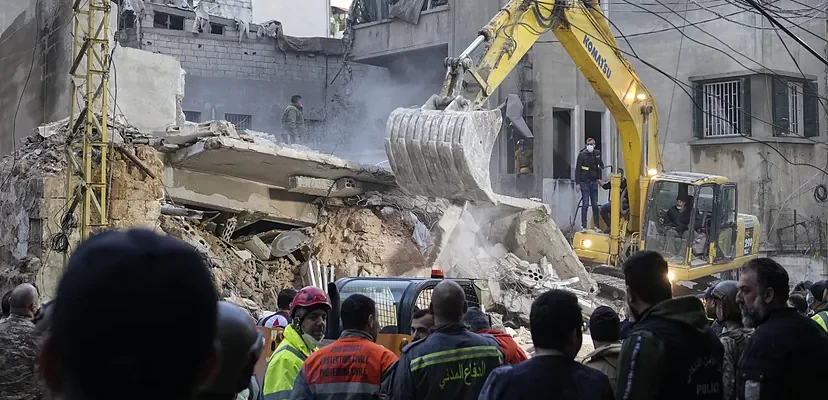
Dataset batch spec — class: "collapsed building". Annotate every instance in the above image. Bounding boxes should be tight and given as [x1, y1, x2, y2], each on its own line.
[0, 113, 615, 325]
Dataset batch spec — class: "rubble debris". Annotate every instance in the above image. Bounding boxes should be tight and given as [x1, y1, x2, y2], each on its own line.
[270, 230, 311, 258]
[161, 203, 204, 219]
[288, 176, 364, 197]
[312, 207, 428, 279]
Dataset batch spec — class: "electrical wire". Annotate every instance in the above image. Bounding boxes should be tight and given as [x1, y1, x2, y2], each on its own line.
[540, 19, 828, 176]
[612, 0, 828, 144]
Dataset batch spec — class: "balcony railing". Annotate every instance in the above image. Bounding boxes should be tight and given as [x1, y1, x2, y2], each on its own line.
[353, 0, 448, 25]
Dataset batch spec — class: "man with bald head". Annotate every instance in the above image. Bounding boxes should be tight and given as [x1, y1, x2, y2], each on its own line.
[0, 283, 44, 400]
[386, 280, 504, 400]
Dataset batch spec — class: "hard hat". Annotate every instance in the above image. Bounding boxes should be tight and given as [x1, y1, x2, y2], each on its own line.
[710, 280, 741, 323]
[289, 286, 332, 317]
[206, 301, 264, 397]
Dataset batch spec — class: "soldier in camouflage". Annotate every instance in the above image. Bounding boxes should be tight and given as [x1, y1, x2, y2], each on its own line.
[0, 283, 43, 400]
[709, 280, 752, 400]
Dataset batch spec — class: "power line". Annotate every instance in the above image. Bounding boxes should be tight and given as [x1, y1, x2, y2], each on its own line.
[741, 0, 828, 67]
[538, 20, 828, 176]
[615, 0, 828, 144]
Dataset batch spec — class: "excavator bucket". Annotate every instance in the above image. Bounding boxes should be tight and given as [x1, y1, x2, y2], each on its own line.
[385, 95, 503, 204]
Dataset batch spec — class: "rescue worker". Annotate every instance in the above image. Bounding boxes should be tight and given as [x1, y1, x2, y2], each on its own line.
[616, 250, 724, 400]
[200, 301, 265, 400]
[575, 137, 604, 230]
[387, 280, 503, 400]
[259, 288, 297, 329]
[39, 229, 220, 400]
[736, 258, 828, 400]
[410, 309, 433, 341]
[0, 283, 43, 400]
[281, 95, 306, 145]
[293, 294, 398, 400]
[263, 286, 331, 400]
[514, 139, 533, 174]
[600, 168, 628, 231]
[663, 194, 692, 236]
[582, 306, 622, 393]
[463, 306, 528, 365]
[709, 280, 752, 400]
[478, 290, 613, 400]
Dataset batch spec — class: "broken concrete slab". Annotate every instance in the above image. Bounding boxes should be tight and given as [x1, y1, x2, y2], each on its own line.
[159, 120, 239, 145]
[169, 136, 396, 189]
[162, 167, 318, 226]
[287, 176, 364, 197]
[508, 207, 597, 293]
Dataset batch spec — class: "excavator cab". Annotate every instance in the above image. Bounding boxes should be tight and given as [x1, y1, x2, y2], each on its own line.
[642, 173, 759, 282]
[327, 277, 483, 355]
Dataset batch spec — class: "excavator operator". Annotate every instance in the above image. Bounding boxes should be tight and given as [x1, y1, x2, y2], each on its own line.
[663, 194, 693, 236]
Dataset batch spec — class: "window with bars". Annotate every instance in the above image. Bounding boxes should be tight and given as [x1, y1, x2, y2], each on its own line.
[700, 80, 744, 137]
[788, 82, 804, 136]
[225, 113, 252, 130]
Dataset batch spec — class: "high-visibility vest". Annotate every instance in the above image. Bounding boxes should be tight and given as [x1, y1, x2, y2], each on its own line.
[812, 311, 828, 332]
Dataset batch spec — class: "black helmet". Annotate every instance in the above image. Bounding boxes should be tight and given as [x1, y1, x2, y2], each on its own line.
[710, 280, 741, 323]
[203, 302, 264, 397]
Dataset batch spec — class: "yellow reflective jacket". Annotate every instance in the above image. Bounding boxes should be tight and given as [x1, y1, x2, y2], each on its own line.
[262, 325, 315, 400]
[812, 311, 828, 332]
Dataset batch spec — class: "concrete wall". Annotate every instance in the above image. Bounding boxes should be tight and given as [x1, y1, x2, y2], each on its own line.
[252, 0, 330, 37]
[0, 0, 74, 156]
[112, 45, 184, 132]
[197, 0, 252, 21]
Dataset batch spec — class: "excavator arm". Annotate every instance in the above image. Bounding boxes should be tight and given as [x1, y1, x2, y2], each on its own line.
[386, 0, 659, 229]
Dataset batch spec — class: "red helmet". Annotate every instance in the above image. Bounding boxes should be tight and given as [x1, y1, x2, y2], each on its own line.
[289, 286, 331, 316]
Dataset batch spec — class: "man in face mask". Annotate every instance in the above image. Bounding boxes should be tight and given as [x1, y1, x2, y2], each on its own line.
[262, 286, 330, 400]
[663, 194, 693, 237]
[575, 137, 604, 231]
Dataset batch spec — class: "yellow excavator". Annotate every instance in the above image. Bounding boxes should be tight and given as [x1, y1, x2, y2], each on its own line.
[385, 0, 760, 283]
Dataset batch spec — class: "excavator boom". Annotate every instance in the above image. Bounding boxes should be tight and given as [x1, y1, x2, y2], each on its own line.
[386, 0, 659, 227]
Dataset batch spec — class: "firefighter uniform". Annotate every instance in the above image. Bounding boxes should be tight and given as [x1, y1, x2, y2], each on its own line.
[291, 330, 398, 400]
[263, 324, 315, 399]
[387, 323, 504, 400]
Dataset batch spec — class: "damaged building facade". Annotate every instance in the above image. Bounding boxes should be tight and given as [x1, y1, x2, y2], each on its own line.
[349, 0, 828, 279]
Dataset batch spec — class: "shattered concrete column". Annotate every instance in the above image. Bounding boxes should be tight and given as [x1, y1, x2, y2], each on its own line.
[508, 206, 598, 293]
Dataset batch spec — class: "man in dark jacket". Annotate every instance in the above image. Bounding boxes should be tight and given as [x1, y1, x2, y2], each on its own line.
[575, 137, 604, 230]
[735, 258, 828, 400]
[479, 290, 613, 400]
[479, 290, 612, 400]
[615, 250, 724, 400]
[663, 195, 692, 235]
[708, 280, 751, 400]
[387, 281, 503, 400]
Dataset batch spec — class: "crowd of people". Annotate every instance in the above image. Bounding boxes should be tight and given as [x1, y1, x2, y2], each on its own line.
[0, 228, 827, 400]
